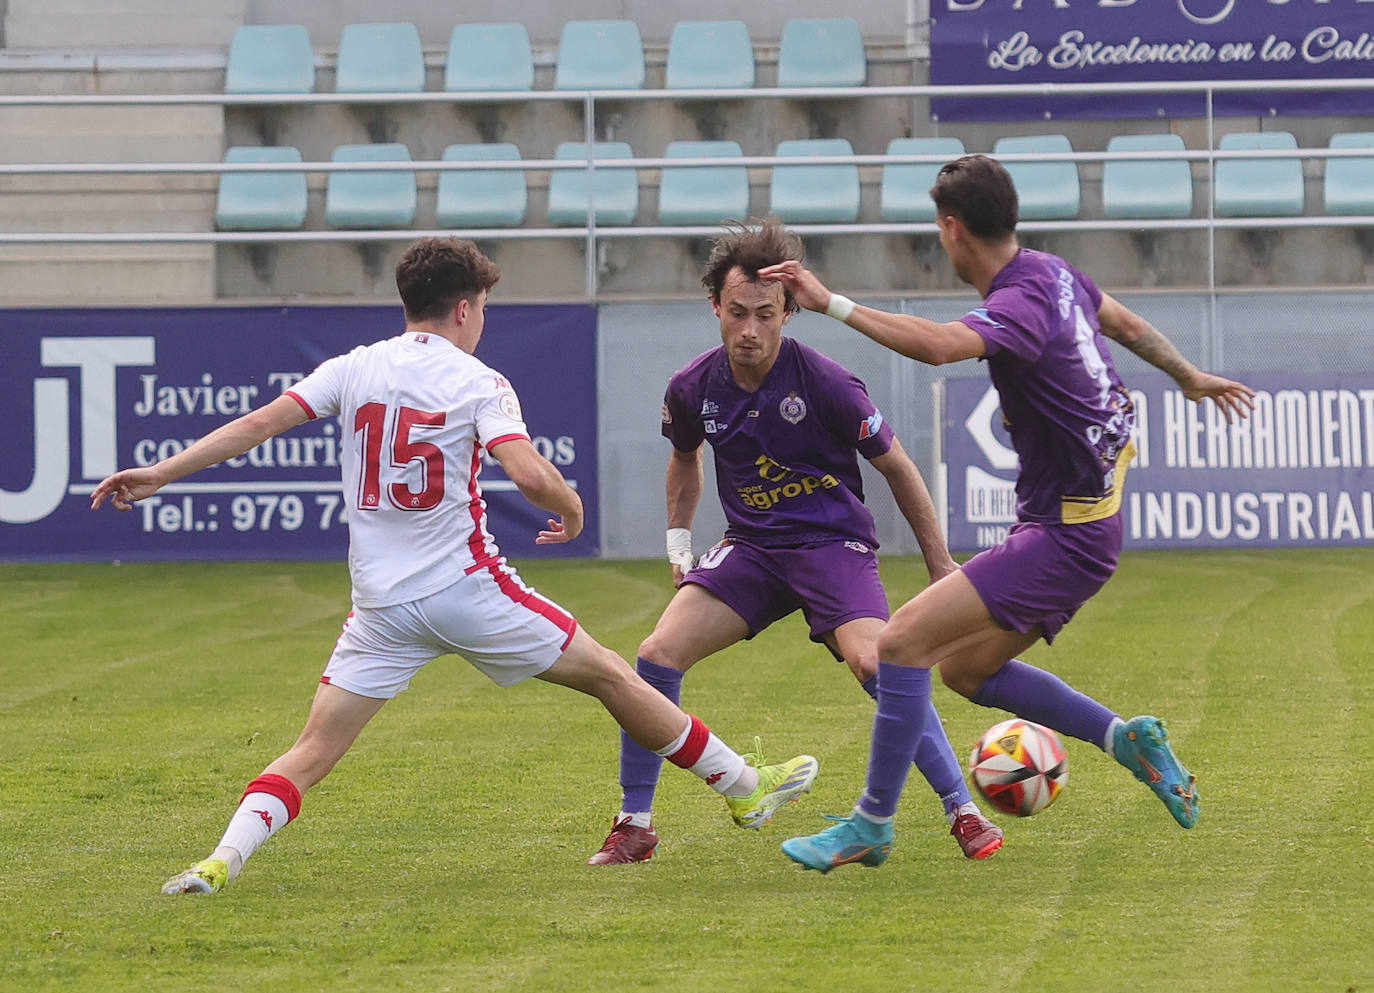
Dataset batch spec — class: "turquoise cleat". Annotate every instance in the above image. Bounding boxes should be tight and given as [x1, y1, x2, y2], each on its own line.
[1113, 715, 1199, 828]
[781, 811, 894, 873]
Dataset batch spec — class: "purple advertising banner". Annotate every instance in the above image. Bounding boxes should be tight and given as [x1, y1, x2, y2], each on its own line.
[0, 304, 598, 562]
[942, 371, 1374, 551]
[930, 0, 1374, 121]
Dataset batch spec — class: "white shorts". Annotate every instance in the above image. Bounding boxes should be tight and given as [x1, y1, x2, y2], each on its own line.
[321, 561, 579, 699]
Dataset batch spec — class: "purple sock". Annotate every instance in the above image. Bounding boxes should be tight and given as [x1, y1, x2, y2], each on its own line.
[861, 673, 967, 807]
[970, 659, 1119, 747]
[858, 663, 930, 819]
[619, 657, 683, 812]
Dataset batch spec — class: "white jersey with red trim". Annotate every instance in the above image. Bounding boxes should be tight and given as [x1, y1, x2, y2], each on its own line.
[286, 330, 529, 608]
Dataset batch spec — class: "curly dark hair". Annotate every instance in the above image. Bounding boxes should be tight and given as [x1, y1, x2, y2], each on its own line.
[700, 217, 804, 315]
[929, 154, 1019, 241]
[395, 237, 501, 322]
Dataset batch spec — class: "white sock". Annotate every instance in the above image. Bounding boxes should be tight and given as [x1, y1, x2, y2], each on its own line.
[215, 791, 290, 880]
[1103, 717, 1125, 757]
[655, 715, 751, 795]
[618, 810, 653, 829]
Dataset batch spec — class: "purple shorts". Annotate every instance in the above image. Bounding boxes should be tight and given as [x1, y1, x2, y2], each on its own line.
[683, 537, 888, 646]
[961, 514, 1123, 644]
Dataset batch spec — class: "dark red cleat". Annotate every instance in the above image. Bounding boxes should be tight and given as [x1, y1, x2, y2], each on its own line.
[587, 817, 659, 865]
[951, 811, 1004, 860]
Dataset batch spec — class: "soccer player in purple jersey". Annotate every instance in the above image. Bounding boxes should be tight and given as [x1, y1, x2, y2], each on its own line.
[588, 219, 1005, 866]
[764, 155, 1255, 872]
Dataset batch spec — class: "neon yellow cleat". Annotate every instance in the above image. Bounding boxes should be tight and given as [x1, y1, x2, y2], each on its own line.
[161, 858, 228, 895]
[724, 741, 819, 828]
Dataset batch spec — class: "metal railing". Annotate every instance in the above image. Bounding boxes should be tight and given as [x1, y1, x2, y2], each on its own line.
[1, 76, 1371, 305]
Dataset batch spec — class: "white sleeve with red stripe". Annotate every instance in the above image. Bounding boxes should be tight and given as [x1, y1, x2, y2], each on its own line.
[473, 374, 530, 450]
[283, 352, 352, 420]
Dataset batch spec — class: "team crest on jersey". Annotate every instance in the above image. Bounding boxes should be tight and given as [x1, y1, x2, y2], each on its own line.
[779, 392, 807, 425]
[701, 399, 719, 416]
[858, 411, 884, 441]
[498, 390, 522, 420]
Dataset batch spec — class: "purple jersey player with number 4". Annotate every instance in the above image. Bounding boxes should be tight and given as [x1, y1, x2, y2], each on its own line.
[765, 155, 1256, 873]
[588, 219, 1006, 867]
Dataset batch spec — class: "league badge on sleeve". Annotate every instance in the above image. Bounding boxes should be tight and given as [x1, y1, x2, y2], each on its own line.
[858, 411, 884, 441]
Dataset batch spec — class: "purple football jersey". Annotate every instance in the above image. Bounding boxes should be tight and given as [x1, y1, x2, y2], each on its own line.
[961, 248, 1137, 526]
[662, 337, 895, 547]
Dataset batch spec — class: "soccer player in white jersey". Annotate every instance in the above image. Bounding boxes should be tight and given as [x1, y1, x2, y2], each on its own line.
[91, 237, 819, 895]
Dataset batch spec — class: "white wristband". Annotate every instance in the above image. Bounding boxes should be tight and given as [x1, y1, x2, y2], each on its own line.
[666, 528, 694, 570]
[825, 293, 856, 322]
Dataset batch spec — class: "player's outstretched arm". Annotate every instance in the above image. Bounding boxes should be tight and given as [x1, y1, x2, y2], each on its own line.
[489, 437, 584, 543]
[91, 394, 308, 511]
[1098, 293, 1256, 423]
[869, 439, 959, 583]
[758, 260, 984, 365]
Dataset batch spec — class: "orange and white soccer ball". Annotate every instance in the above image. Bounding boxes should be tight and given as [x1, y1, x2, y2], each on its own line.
[968, 719, 1069, 817]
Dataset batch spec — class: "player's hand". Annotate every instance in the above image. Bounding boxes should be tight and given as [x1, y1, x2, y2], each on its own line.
[1183, 374, 1256, 423]
[757, 260, 831, 313]
[90, 468, 164, 511]
[926, 555, 961, 585]
[536, 517, 578, 544]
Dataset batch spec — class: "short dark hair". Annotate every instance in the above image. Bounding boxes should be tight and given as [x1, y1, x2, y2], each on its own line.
[701, 217, 804, 314]
[395, 237, 501, 323]
[930, 154, 1019, 240]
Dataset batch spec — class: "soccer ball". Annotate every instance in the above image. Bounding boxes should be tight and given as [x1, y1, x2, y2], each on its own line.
[968, 719, 1069, 817]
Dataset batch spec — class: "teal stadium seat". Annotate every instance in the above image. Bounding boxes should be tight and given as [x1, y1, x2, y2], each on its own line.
[1102, 134, 1194, 220]
[325, 143, 417, 228]
[554, 20, 645, 90]
[435, 143, 527, 228]
[215, 146, 308, 230]
[547, 141, 638, 226]
[1324, 132, 1374, 215]
[665, 21, 755, 89]
[335, 22, 425, 93]
[444, 23, 533, 91]
[657, 140, 749, 226]
[770, 139, 861, 223]
[880, 137, 965, 223]
[1214, 131, 1305, 217]
[777, 18, 866, 87]
[225, 25, 315, 93]
[992, 134, 1081, 220]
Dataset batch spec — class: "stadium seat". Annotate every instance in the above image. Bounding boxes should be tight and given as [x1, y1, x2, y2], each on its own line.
[554, 20, 645, 90]
[992, 135, 1081, 220]
[325, 143, 417, 228]
[435, 143, 527, 228]
[224, 24, 315, 93]
[879, 137, 965, 223]
[1102, 134, 1194, 219]
[777, 18, 866, 88]
[215, 146, 308, 230]
[546, 141, 638, 226]
[1214, 131, 1305, 217]
[444, 23, 533, 92]
[1323, 132, 1374, 215]
[335, 22, 425, 93]
[657, 140, 749, 226]
[769, 139, 861, 223]
[665, 21, 755, 89]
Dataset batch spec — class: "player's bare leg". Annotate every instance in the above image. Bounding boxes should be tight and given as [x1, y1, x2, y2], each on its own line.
[541, 626, 817, 838]
[163, 683, 386, 894]
[589, 585, 751, 864]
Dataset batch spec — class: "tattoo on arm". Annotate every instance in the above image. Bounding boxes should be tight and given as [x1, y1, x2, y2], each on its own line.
[1122, 322, 1196, 383]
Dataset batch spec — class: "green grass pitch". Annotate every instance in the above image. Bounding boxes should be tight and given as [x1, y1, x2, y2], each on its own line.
[2, 550, 1371, 993]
